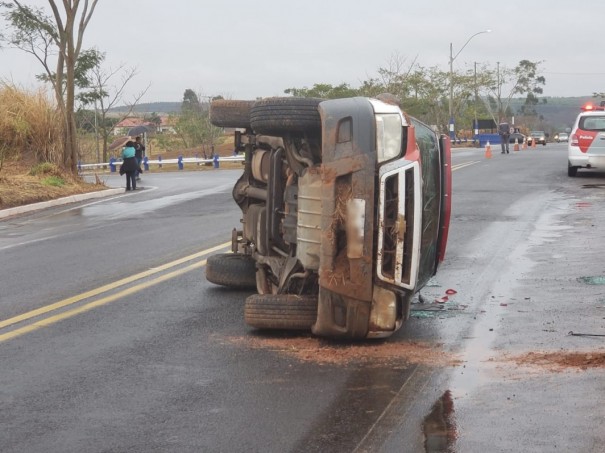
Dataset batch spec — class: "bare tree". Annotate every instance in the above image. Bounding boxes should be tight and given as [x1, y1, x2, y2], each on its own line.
[79, 52, 150, 162]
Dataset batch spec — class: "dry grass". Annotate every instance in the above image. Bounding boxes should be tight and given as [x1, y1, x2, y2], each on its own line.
[0, 84, 106, 210]
[0, 160, 105, 210]
[0, 83, 63, 166]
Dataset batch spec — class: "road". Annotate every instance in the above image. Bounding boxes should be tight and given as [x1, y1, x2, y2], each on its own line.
[0, 144, 604, 452]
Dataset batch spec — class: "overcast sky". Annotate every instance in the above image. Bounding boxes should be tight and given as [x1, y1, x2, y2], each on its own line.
[1, 0, 603, 104]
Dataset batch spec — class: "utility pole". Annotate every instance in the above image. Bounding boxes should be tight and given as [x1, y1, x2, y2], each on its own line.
[497, 61, 501, 121]
[474, 62, 478, 138]
[94, 101, 100, 163]
[448, 30, 492, 141]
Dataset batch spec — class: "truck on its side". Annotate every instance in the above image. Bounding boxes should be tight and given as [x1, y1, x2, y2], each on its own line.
[206, 95, 451, 339]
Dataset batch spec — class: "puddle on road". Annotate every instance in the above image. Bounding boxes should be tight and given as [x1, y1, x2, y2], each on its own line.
[217, 334, 461, 367]
[423, 390, 457, 453]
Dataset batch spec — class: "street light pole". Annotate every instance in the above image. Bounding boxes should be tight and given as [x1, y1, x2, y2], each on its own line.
[448, 29, 491, 140]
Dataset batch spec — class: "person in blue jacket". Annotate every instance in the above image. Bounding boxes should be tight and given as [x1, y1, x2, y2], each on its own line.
[120, 141, 142, 190]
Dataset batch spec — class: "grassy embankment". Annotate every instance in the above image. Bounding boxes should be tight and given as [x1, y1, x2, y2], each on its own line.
[0, 83, 106, 210]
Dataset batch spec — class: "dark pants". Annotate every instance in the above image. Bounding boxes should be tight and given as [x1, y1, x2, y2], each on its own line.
[501, 135, 510, 153]
[125, 172, 136, 190]
[136, 157, 142, 177]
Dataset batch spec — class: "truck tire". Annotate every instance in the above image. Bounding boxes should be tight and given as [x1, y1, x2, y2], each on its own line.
[250, 97, 322, 135]
[205, 253, 257, 289]
[209, 100, 253, 128]
[245, 294, 318, 330]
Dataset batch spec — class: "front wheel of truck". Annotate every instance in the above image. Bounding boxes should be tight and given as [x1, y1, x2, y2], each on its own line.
[245, 294, 318, 330]
[205, 253, 257, 289]
[249, 97, 322, 135]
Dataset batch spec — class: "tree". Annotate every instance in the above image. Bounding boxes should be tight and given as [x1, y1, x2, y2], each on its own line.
[145, 112, 162, 128]
[174, 90, 222, 154]
[284, 83, 359, 99]
[480, 60, 546, 124]
[0, 0, 100, 172]
[77, 51, 150, 162]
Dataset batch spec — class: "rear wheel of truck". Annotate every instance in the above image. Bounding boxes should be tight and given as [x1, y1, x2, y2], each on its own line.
[209, 100, 253, 128]
[205, 253, 257, 289]
[249, 97, 322, 135]
[245, 294, 318, 330]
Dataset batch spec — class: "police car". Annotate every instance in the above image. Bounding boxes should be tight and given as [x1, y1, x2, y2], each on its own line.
[568, 102, 605, 177]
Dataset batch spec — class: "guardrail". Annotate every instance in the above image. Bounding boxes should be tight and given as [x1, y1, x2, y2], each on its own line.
[78, 154, 245, 173]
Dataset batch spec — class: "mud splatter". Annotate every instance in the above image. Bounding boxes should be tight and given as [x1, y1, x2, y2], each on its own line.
[505, 350, 605, 372]
[216, 333, 461, 367]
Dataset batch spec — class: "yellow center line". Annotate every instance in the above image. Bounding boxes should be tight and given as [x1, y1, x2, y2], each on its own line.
[0, 241, 230, 330]
[0, 259, 209, 343]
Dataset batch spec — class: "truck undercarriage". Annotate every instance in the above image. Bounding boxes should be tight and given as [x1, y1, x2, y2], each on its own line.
[206, 96, 451, 339]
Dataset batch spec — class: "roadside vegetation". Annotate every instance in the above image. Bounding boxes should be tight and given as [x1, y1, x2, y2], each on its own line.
[0, 83, 104, 210]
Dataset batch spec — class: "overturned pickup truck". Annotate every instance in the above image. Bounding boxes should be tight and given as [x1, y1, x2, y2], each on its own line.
[206, 95, 451, 339]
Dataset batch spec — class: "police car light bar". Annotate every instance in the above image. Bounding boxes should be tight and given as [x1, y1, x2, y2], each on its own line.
[582, 102, 605, 111]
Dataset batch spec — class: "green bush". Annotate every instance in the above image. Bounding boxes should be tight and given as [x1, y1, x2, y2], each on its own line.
[42, 176, 65, 187]
[30, 162, 60, 176]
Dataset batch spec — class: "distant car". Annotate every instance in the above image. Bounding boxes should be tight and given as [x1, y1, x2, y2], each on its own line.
[509, 132, 526, 144]
[556, 132, 569, 143]
[527, 131, 546, 146]
[568, 103, 605, 176]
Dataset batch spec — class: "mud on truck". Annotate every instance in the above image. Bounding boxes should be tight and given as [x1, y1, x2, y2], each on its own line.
[205, 95, 451, 339]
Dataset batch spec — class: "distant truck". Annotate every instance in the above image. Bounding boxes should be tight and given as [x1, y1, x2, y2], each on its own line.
[206, 95, 451, 339]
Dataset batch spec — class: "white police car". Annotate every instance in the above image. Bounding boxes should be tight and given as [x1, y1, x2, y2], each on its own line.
[568, 102, 605, 176]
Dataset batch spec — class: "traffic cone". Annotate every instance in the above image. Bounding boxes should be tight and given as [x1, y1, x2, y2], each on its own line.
[513, 138, 519, 152]
[485, 141, 492, 159]
[532, 138, 536, 148]
[522, 139, 527, 150]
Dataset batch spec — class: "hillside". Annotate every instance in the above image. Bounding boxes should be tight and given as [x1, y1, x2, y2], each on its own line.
[509, 96, 594, 131]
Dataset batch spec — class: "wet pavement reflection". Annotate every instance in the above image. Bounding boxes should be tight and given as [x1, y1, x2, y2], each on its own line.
[423, 390, 457, 453]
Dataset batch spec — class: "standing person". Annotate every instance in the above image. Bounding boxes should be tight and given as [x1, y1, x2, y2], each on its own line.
[120, 141, 141, 191]
[498, 120, 511, 154]
[134, 135, 146, 181]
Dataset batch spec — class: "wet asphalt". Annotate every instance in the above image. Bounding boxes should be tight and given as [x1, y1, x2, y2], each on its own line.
[0, 146, 604, 452]
[374, 144, 605, 452]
